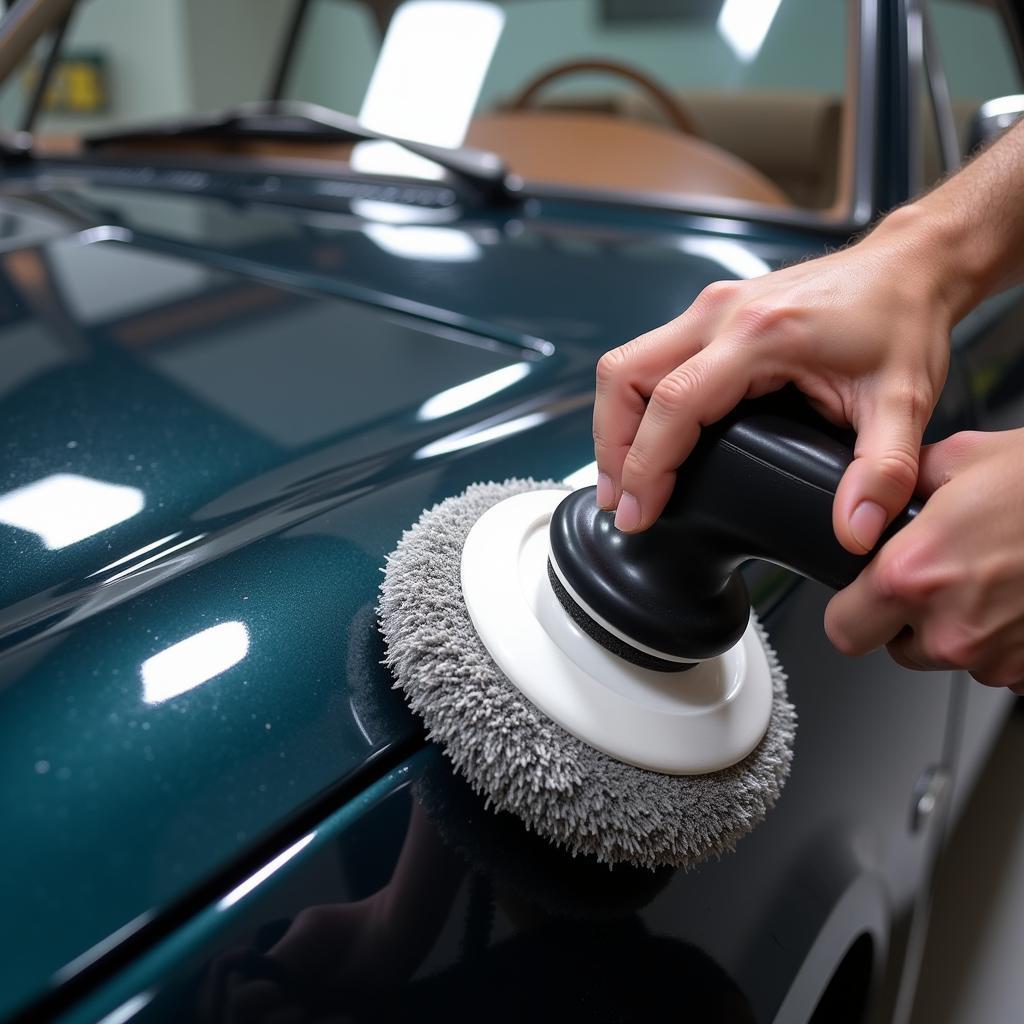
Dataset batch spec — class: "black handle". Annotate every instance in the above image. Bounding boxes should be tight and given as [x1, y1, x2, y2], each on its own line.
[685, 405, 921, 591]
[549, 395, 922, 662]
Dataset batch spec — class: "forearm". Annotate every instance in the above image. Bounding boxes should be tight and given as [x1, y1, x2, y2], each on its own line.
[870, 118, 1024, 321]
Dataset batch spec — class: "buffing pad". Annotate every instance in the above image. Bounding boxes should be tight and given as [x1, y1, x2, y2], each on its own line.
[379, 479, 796, 869]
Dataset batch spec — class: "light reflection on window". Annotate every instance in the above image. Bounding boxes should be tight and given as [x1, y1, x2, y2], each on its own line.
[141, 621, 250, 705]
[417, 363, 530, 420]
[717, 0, 782, 63]
[0, 473, 145, 549]
[352, 0, 505, 179]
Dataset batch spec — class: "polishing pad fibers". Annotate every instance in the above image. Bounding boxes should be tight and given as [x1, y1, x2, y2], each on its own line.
[379, 479, 796, 870]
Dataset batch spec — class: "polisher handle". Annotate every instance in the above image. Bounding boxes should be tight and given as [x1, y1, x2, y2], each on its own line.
[549, 394, 923, 662]
[692, 404, 922, 590]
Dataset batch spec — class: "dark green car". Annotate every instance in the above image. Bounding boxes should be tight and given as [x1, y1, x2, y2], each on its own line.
[1, 1, 1022, 1020]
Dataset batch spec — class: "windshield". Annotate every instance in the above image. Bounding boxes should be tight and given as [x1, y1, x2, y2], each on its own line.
[0, 0, 854, 214]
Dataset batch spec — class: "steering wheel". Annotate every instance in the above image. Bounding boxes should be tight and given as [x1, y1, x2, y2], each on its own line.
[506, 58, 699, 137]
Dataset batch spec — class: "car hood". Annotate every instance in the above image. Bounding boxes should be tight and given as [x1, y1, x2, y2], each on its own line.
[0, 166, 819, 1018]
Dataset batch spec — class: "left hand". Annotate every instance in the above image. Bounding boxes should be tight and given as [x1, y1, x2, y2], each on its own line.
[825, 428, 1024, 692]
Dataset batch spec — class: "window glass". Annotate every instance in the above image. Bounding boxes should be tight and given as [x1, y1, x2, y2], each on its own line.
[3, 0, 854, 214]
[464, 0, 847, 208]
[928, 0, 1024, 157]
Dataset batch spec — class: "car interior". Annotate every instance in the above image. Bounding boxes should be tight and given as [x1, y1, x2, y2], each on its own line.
[14, 0, 1019, 222]
[14, 0, 856, 217]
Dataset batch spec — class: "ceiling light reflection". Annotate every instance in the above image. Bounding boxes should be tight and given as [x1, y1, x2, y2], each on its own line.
[363, 223, 482, 261]
[679, 237, 771, 279]
[417, 363, 530, 420]
[96, 993, 153, 1024]
[105, 533, 206, 585]
[141, 621, 250, 705]
[350, 198, 457, 224]
[415, 411, 547, 459]
[88, 533, 181, 577]
[0, 473, 145, 549]
[717, 0, 782, 63]
[358, 1, 504, 148]
[218, 832, 317, 910]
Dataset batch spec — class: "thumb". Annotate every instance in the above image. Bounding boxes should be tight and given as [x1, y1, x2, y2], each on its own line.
[833, 396, 925, 555]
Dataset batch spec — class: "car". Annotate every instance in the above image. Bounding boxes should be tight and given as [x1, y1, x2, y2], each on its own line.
[1, 0, 1022, 1021]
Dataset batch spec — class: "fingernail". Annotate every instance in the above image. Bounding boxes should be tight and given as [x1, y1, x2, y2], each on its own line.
[596, 473, 614, 509]
[614, 492, 641, 532]
[850, 500, 887, 551]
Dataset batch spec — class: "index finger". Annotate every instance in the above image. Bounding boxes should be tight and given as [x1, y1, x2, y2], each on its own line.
[592, 318, 707, 508]
[616, 340, 764, 530]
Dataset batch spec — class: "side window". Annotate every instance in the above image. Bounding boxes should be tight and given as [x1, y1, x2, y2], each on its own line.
[928, 0, 1024, 159]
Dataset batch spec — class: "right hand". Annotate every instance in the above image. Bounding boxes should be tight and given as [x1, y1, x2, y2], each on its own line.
[593, 205, 964, 554]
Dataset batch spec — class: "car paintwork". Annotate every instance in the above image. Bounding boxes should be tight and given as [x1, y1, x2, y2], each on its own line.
[0, 0, 1022, 1020]
[0, 188, 840, 1020]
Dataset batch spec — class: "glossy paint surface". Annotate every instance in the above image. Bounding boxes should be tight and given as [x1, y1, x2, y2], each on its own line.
[0, 169, 833, 1020]
[56, 574, 955, 1024]
[1, 0, 1020, 1015]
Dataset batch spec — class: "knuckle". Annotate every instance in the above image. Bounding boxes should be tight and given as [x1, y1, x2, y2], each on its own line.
[696, 279, 740, 308]
[928, 624, 984, 670]
[939, 429, 982, 461]
[622, 443, 655, 481]
[875, 448, 920, 494]
[901, 381, 935, 427]
[732, 300, 796, 339]
[596, 346, 629, 387]
[872, 547, 918, 604]
[650, 368, 700, 415]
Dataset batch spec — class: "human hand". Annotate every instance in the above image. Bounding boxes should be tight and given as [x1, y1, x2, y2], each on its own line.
[593, 206, 966, 553]
[198, 902, 384, 1024]
[826, 428, 1024, 691]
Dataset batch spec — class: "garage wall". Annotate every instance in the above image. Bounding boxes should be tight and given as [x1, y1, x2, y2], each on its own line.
[183, 0, 296, 113]
[38, 0, 193, 134]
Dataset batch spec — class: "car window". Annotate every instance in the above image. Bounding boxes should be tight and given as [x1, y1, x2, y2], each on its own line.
[287, 0, 853, 212]
[5, 0, 854, 216]
[927, 0, 1024, 158]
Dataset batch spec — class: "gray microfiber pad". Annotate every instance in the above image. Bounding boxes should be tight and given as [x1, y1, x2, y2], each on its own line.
[378, 478, 797, 870]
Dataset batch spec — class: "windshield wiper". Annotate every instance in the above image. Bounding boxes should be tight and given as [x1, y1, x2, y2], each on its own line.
[84, 100, 522, 205]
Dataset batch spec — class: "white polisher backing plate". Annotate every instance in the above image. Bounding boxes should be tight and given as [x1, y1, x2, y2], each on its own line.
[460, 489, 774, 775]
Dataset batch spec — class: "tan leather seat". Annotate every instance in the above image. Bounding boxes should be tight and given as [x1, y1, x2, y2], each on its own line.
[466, 110, 791, 207]
[516, 89, 844, 209]
[658, 91, 842, 209]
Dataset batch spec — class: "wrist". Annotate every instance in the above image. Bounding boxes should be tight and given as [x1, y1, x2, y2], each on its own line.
[868, 201, 989, 325]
